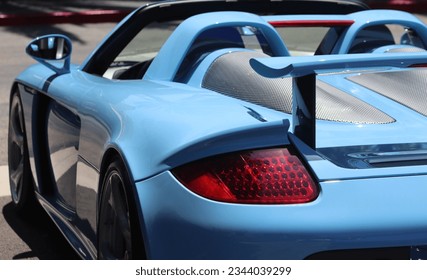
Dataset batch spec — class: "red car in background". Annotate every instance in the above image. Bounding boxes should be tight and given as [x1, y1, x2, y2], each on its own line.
[365, 0, 427, 12]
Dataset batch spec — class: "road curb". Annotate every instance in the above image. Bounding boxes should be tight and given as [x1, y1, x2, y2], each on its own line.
[0, 165, 10, 198]
[0, 9, 131, 26]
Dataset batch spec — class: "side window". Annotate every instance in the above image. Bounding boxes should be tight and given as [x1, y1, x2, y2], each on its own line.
[103, 21, 179, 80]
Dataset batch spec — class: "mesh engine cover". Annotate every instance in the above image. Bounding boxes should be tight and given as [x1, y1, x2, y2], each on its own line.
[349, 69, 427, 118]
[202, 51, 394, 124]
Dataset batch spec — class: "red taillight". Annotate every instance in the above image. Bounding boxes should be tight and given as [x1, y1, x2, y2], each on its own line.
[173, 148, 319, 204]
[410, 64, 427, 68]
[268, 20, 354, 27]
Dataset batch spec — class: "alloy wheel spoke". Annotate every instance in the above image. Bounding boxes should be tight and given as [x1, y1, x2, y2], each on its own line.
[100, 166, 135, 259]
[10, 111, 24, 148]
[10, 129, 24, 149]
[111, 175, 130, 235]
[10, 162, 23, 197]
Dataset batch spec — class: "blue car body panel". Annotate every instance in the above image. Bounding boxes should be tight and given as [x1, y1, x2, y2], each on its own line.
[136, 172, 427, 259]
[144, 11, 289, 81]
[337, 9, 427, 53]
[10, 0, 427, 259]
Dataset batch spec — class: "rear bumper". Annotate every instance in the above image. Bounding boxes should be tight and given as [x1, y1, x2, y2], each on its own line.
[307, 246, 427, 260]
[135, 172, 427, 259]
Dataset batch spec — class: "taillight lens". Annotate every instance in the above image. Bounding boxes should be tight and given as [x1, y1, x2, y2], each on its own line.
[172, 148, 319, 204]
[410, 64, 427, 68]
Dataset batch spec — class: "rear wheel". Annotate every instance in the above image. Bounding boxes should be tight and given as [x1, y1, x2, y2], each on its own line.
[8, 90, 36, 213]
[98, 157, 145, 259]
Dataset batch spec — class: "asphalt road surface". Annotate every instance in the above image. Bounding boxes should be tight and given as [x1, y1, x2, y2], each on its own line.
[1, 13, 427, 260]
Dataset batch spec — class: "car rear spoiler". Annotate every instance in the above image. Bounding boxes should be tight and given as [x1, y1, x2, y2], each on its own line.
[250, 52, 427, 149]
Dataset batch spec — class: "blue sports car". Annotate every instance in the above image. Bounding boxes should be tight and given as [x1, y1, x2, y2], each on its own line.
[8, 0, 427, 259]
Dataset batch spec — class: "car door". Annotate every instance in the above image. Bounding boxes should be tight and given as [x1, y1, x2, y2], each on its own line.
[23, 35, 82, 212]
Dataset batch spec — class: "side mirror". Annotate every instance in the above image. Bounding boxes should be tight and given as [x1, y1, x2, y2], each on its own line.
[26, 34, 72, 74]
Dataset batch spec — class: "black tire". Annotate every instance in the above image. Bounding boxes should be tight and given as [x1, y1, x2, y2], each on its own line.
[8, 90, 37, 213]
[98, 157, 145, 259]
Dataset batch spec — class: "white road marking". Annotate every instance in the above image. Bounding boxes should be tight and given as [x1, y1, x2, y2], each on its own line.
[0, 165, 9, 197]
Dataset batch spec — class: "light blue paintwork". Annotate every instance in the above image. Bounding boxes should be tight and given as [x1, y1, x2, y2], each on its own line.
[188, 48, 256, 87]
[251, 52, 427, 77]
[264, 9, 427, 54]
[136, 172, 427, 259]
[43, 70, 292, 181]
[144, 11, 289, 81]
[338, 9, 427, 53]
[12, 6, 427, 259]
